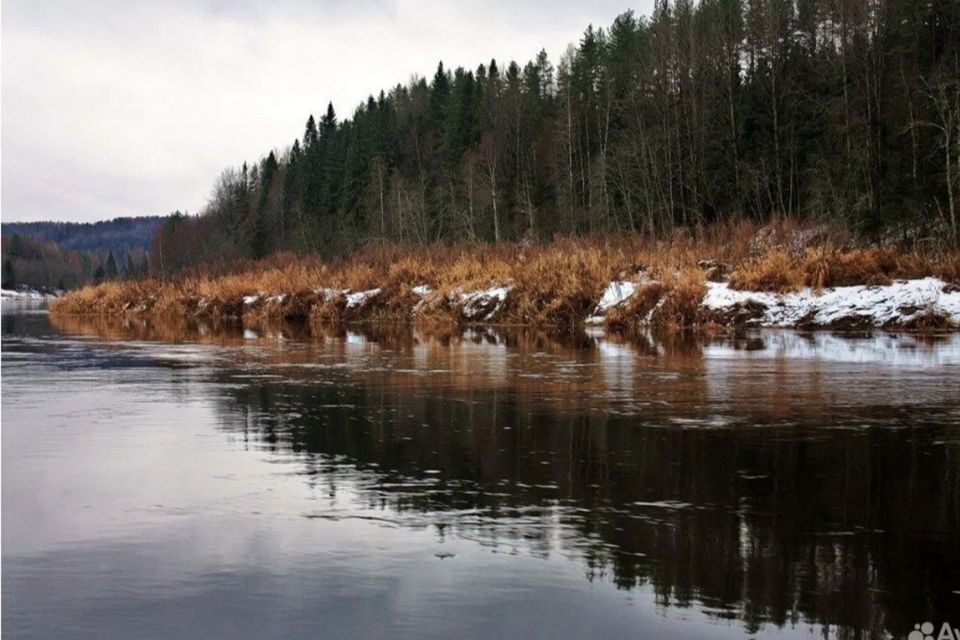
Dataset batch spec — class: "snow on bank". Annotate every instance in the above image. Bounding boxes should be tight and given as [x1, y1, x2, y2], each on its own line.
[409, 283, 512, 321]
[458, 286, 512, 321]
[345, 288, 382, 309]
[701, 277, 960, 328]
[116, 275, 960, 331]
[308, 287, 382, 309]
[1, 288, 59, 301]
[581, 276, 960, 329]
[586, 281, 641, 325]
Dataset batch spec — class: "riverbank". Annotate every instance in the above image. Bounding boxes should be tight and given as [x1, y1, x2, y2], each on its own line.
[1, 287, 61, 301]
[50, 224, 960, 332]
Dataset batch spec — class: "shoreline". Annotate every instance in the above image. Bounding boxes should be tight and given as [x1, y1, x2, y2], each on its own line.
[49, 231, 960, 333]
[1, 287, 61, 301]
[50, 275, 960, 332]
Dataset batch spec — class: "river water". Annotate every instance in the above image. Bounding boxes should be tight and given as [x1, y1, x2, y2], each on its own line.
[2, 303, 959, 639]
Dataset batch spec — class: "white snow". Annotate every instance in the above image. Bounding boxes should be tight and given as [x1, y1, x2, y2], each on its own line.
[701, 277, 960, 328]
[581, 276, 959, 329]
[459, 285, 512, 321]
[412, 284, 432, 296]
[345, 288, 381, 310]
[1, 288, 57, 300]
[242, 294, 260, 305]
[585, 281, 641, 324]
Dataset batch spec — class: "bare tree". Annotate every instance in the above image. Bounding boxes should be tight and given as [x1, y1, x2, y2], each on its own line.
[916, 68, 960, 243]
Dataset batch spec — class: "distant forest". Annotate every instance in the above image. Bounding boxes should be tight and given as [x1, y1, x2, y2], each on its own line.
[1, 217, 165, 254]
[149, 0, 960, 273]
[1, 217, 161, 290]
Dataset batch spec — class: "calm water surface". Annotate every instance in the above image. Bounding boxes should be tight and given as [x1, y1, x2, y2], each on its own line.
[3, 304, 960, 639]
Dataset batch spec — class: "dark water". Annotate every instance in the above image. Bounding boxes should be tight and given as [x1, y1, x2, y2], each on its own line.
[3, 304, 960, 639]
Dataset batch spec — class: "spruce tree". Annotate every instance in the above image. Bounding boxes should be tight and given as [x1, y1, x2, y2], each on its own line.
[2, 259, 14, 288]
[105, 252, 118, 279]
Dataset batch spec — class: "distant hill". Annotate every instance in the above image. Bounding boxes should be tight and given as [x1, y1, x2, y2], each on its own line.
[1, 216, 165, 255]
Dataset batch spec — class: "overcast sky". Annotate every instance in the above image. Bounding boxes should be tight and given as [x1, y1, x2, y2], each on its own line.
[1, 0, 655, 223]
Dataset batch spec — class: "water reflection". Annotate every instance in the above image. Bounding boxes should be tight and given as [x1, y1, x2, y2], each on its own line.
[19, 314, 960, 637]
[210, 370, 960, 638]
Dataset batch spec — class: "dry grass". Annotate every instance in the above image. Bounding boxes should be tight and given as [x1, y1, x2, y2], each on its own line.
[729, 244, 960, 293]
[727, 251, 802, 293]
[605, 282, 666, 331]
[653, 270, 708, 330]
[503, 241, 615, 327]
[51, 219, 960, 329]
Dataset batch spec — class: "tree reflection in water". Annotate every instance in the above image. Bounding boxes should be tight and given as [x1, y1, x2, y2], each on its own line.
[49, 314, 960, 638]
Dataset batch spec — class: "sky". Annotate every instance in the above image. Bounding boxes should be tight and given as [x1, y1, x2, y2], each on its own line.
[1, 0, 655, 224]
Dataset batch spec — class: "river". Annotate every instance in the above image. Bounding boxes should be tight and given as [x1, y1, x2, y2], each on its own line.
[2, 302, 959, 639]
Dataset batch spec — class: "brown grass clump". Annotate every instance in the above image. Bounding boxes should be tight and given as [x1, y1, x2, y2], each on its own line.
[728, 244, 960, 293]
[896, 310, 956, 332]
[651, 270, 708, 331]
[728, 251, 803, 293]
[604, 282, 666, 331]
[802, 246, 900, 289]
[938, 252, 960, 284]
[504, 242, 614, 326]
[602, 270, 707, 333]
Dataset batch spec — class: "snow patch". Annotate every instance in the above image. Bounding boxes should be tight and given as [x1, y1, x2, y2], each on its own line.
[345, 288, 381, 310]
[459, 286, 512, 321]
[1, 288, 58, 300]
[702, 278, 960, 328]
[584, 276, 960, 328]
[586, 274, 658, 324]
[586, 281, 641, 325]
[242, 294, 260, 305]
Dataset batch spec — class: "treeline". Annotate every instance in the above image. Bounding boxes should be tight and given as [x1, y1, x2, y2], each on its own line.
[1, 217, 165, 255]
[156, 0, 960, 271]
[1, 233, 148, 292]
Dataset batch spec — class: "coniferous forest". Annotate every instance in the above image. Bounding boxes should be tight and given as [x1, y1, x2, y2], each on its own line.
[154, 0, 960, 272]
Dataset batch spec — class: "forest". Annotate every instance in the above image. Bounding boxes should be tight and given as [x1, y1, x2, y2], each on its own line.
[151, 0, 960, 274]
[1, 233, 149, 292]
[1, 217, 165, 254]
[0, 217, 160, 291]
